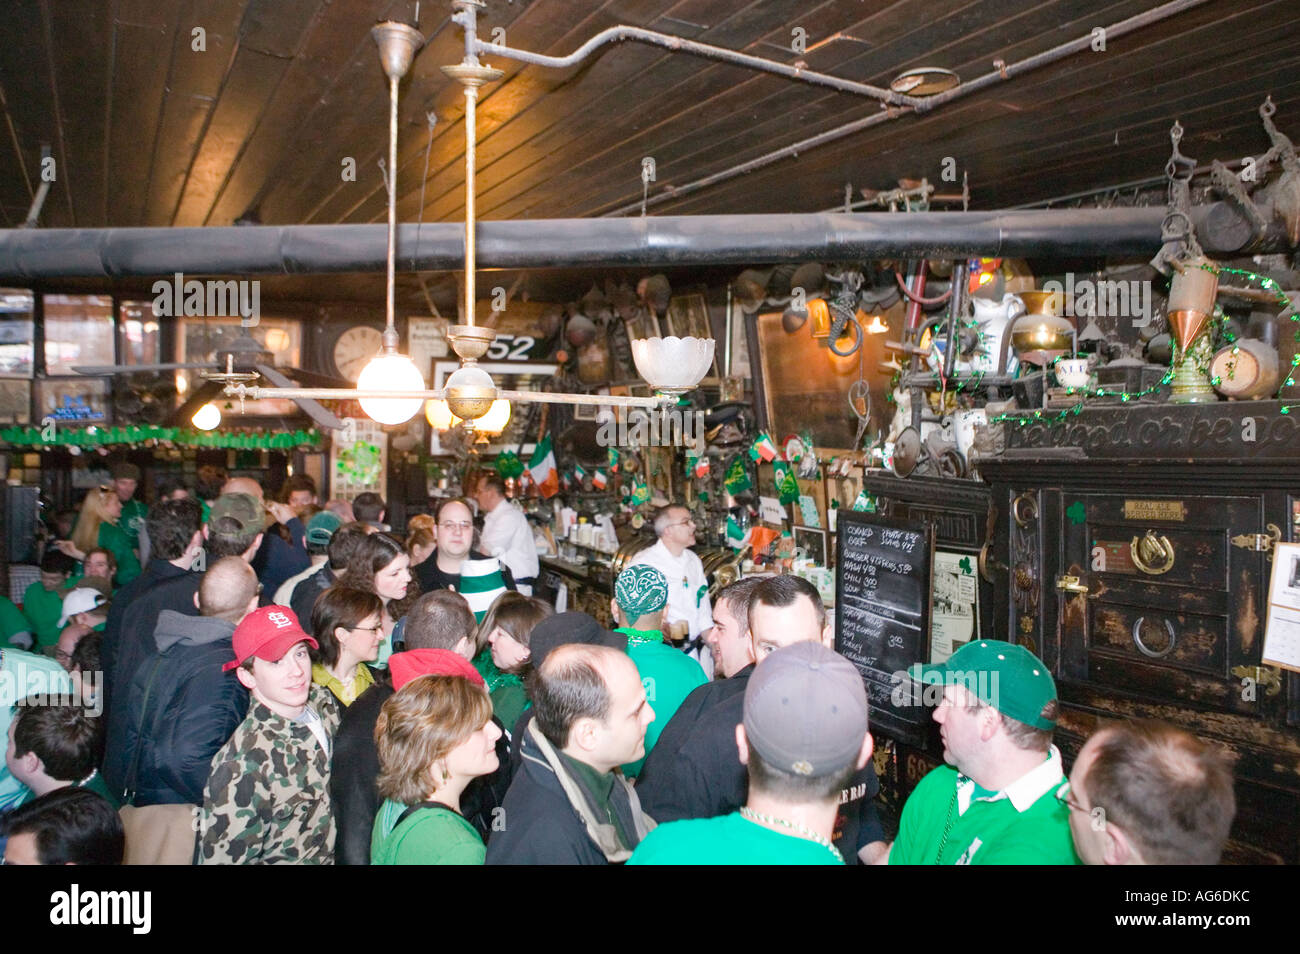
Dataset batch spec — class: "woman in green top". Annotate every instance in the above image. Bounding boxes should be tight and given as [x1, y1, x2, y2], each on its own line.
[309, 585, 385, 721]
[57, 487, 141, 585]
[371, 673, 502, 865]
[477, 591, 552, 731]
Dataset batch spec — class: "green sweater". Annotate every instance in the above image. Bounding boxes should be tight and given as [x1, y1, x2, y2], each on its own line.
[371, 799, 485, 865]
[629, 812, 844, 866]
[0, 596, 33, 648]
[889, 749, 1080, 865]
[98, 522, 141, 586]
[120, 498, 148, 550]
[21, 583, 66, 648]
[617, 627, 707, 777]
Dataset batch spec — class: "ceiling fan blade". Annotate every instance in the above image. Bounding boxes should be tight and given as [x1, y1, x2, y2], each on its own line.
[172, 379, 225, 428]
[73, 362, 213, 375]
[255, 364, 344, 431]
[280, 366, 352, 389]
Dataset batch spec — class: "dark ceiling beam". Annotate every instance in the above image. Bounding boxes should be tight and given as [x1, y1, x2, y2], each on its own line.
[0, 204, 1281, 279]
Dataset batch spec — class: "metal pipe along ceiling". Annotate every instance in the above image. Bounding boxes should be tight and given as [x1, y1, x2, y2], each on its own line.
[0, 206, 1270, 279]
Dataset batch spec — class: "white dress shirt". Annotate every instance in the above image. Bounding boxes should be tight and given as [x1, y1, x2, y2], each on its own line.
[481, 499, 539, 595]
[629, 538, 714, 650]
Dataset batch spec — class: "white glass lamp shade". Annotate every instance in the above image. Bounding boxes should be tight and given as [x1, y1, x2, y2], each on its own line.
[630, 336, 715, 394]
[192, 402, 221, 431]
[357, 352, 426, 425]
[444, 364, 497, 421]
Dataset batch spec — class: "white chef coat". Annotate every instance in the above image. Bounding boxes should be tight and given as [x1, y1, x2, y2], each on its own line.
[481, 499, 539, 595]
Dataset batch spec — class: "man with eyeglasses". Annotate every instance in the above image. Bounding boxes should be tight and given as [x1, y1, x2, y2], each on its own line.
[886, 640, 1079, 865]
[1062, 719, 1236, 865]
[628, 504, 714, 677]
[414, 498, 516, 610]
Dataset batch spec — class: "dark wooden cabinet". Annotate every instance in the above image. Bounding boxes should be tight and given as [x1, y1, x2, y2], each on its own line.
[982, 401, 1300, 864]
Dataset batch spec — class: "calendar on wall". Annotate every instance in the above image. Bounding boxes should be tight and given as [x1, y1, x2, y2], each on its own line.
[1264, 541, 1300, 673]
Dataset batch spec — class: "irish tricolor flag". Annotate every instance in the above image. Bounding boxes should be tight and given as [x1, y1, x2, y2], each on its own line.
[749, 431, 778, 463]
[528, 434, 559, 498]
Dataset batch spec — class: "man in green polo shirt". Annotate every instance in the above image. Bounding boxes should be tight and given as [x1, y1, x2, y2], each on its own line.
[629, 641, 873, 866]
[610, 564, 707, 777]
[887, 640, 1079, 865]
[111, 461, 148, 554]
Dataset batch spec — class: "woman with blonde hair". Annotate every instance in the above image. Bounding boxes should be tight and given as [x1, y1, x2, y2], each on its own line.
[57, 487, 141, 585]
[371, 667, 502, 865]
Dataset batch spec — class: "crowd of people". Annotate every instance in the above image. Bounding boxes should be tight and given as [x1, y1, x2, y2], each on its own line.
[0, 467, 1239, 865]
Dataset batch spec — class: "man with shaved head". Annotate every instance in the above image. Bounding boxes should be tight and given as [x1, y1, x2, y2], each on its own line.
[223, 475, 310, 596]
[487, 643, 656, 864]
[105, 557, 260, 805]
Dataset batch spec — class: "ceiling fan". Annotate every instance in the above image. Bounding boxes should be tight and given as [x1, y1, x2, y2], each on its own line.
[71, 331, 347, 430]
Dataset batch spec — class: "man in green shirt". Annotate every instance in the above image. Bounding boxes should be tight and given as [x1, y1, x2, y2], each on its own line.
[5, 700, 118, 808]
[20, 551, 78, 650]
[111, 460, 148, 553]
[887, 640, 1079, 865]
[610, 564, 707, 776]
[630, 641, 872, 865]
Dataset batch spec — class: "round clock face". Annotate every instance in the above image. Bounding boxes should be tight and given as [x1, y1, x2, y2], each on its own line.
[332, 326, 384, 381]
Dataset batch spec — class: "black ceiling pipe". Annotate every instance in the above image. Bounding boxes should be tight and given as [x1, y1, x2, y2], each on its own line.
[0, 205, 1277, 280]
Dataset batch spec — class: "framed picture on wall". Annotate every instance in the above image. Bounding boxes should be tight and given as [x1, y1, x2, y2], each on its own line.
[793, 525, 828, 566]
[666, 292, 718, 376]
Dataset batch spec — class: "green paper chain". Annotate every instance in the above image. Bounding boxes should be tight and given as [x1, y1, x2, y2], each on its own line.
[0, 424, 323, 450]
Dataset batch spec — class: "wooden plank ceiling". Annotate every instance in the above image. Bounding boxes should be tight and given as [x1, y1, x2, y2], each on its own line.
[1, 0, 1297, 236]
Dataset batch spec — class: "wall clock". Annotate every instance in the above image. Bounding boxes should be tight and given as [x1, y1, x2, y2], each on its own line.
[329, 325, 384, 382]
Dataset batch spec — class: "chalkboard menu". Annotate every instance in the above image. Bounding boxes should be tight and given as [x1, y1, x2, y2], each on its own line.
[834, 511, 934, 745]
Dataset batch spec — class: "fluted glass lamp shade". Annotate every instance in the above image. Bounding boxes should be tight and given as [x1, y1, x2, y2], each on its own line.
[631, 336, 715, 394]
[357, 352, 426, 425]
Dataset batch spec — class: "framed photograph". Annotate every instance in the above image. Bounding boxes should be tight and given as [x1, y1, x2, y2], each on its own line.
[792, 525, 828, 567]
[666, 292, 718, 376]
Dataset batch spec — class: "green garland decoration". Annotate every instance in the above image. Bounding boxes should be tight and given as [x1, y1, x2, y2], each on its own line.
[0, 424, 324, 450]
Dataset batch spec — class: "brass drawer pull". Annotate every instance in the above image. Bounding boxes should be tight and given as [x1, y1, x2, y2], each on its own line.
[1132, 615, 1177, 658]
[1055, 574, 1089, 595]
[1130, 530, 1175, 575]
[1229, 664, 1283, 697]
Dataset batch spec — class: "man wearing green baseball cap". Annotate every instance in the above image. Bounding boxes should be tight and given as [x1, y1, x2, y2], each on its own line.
[887, 639, 1079, 865]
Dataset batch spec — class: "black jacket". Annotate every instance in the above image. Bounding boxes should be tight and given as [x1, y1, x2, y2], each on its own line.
[485, 729, 617, 866]
[103, 571, 203, 792]
[634, 664, 885, 864]
[106, 610, 249, 806]
[331, 678, 513, 865]
[290, 564, 336, 629]
[101, 558, 192, 715]
[250, 517, 310, 598]
[415, 548, 516, 594]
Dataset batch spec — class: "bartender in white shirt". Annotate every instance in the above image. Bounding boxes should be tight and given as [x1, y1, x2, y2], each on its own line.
[628, 504, 715, 678]
[474, 473, 539, 596]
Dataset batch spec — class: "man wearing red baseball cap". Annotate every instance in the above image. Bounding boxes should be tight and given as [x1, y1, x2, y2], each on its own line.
[197, 606, 340, 864]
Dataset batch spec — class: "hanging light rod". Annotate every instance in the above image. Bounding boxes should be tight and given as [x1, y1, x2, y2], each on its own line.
[222, 383, 670, 409]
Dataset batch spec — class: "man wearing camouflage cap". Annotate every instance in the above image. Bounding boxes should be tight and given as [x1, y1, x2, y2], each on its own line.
[610, 564, 706, 777]
[887, 639, 1079, 865]
[630, 641, 871, 865]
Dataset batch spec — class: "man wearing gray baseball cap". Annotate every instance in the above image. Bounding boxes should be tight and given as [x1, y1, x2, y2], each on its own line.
[628, 641, 872, 865]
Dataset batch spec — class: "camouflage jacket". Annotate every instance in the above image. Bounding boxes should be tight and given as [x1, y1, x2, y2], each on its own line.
[197, 684, 341, 864]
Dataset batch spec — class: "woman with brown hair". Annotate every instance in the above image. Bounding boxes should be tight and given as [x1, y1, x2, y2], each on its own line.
[310, 586, 386, 717]
[371, 670, 502, 865]
[405, 524, 437, 570]
[56, 487, 141, 586]
[476, 591, 552, 730]
[340, 532, 417, 667]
